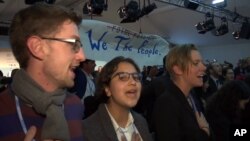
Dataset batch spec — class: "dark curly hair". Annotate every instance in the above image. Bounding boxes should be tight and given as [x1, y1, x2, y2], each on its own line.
[206, 80, 250, 120]
[95, 56, 141, 104]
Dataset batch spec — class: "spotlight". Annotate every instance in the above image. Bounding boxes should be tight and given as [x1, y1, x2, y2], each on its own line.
[83, 0, 107, 16]
[232, 12, 240, 22]
[239, 22, 250, 39]
[25, 0, 56, 4]
[117, 6, 127, 18]
[195, 12, 215, 34]
[232, 31, 240, 40]
[195, 22, 206, 34]
[140, 0, 157, 18]
[204, 12, 215, 31]
[118, 0, 141, 23]
[204, 19, 216, 31]
[215, 17, 228, 36]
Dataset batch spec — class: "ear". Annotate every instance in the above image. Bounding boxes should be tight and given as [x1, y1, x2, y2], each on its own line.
[173, 65, 183, 75]
[26, 36, 45, 60]
[104, 87, 111, 97]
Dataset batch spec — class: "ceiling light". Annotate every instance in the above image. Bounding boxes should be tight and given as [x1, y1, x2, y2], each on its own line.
[239, 22, 250, 39]
[212, 0, 224, 4]
[117, 6, 127, 18]
[184, 0, 199, 10]
[83, 0, 107, 16]
[212, 0, 227, 8]
[118, 0, 141, 23]
[195, 12, 215, 34]
[140, 0, 157, 18]
[195, 22, 206, 34]
[232, 31, 240, 40]
[215, 17, 228, 36]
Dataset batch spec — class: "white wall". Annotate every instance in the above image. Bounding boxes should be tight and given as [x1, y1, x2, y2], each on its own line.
[0, 36, 19, 76]
[198, 42, 250, 67]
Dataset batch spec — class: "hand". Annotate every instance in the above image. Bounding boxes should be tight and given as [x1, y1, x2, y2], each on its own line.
[24, 126, 60, 141]
[24, 126, 36, 141]
[195, 111, 210, 136]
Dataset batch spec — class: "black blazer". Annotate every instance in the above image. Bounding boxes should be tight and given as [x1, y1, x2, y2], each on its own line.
[82, 103, 153, 141]
[153, 80, 210, 141]
[134, 74, 170, 131]
[68, 67, 87, 99]
[204, 76, 223, 100]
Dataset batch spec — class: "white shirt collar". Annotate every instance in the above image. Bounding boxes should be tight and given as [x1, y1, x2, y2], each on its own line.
[105, 104, 142, 141]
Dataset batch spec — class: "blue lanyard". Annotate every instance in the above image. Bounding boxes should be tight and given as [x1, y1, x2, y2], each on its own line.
[188, 95, 198, 112]
[15, 96, 36, 141]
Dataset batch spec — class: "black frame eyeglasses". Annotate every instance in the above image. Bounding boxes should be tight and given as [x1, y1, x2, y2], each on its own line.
[112, 72, 142, 82]
[40, 37, 83, 53]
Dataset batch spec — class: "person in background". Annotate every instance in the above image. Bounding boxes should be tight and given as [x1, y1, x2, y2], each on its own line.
[0, 70, 6, 92]
[0, 68, 20, 86]
[0, 3, 85, 141]
[69, 59, 96, 100]
[92, 65, 103, 83]
[80, 59, 96, 100]
[69, 59, 96, 118]
[206, 80, 250, 141]
[240, 75, 250, 129]
[153, 44, 211, 141]
[134, 54, 170, 132]
[234, 59, 247, 80]
[82, 56, 153, 141]
[142, 65, 159, 85]
[204, 62, 223, 100]
[222, 67, 235, 84]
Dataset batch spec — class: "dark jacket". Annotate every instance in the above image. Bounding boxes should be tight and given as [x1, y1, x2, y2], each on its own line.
[153, 80, 210, 141]
[82, 103, 153, 141]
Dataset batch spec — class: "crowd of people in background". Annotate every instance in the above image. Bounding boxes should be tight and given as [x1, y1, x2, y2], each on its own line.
[135, 55, 250, 141]
[1, 3, 250, 141]
[1, 45, 250, 141]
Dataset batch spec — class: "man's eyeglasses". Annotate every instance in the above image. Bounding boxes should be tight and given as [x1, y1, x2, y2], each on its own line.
[112, 72, 142, 82]
[40, 37, 82, 53]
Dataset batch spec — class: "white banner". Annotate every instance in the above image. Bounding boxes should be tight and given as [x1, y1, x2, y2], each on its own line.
[80, 20, 169, 68]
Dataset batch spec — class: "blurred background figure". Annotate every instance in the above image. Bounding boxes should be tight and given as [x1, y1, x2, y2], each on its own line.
[0, 70, 6, 92]
[69, 59, 96, 118]
[206, 80, 250, 141]
[222, 67, 235, 84]
[204, 62, 223, 101]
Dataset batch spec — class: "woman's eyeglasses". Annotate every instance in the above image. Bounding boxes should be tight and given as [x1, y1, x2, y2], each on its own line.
[112, 72, 142, 82]
[40, 37, 82, 53]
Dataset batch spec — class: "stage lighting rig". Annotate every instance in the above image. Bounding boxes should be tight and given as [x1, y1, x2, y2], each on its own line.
[83, 0, 108, 16]
[118, 0, 141, 23]
[195, 12, 215, 34]
[215, 17, 228, 36]
[232, 31, 240, 40]
[140, 0, 157, 18]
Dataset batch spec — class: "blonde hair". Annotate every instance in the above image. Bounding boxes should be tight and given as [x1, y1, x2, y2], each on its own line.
[166, 44, 198, 77]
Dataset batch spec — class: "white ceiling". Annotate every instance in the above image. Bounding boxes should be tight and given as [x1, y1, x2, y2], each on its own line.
[0, 0, 250, 47]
